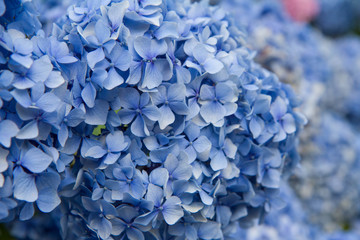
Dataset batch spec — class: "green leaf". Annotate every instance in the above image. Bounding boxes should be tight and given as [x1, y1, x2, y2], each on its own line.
[92, 125, 106, 136]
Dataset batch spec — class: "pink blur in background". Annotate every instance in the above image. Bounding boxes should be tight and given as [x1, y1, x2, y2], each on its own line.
[282, 0, 319, 22]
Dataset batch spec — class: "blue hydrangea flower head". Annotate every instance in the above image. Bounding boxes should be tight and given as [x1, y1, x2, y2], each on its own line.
[0, 0, 306, 238]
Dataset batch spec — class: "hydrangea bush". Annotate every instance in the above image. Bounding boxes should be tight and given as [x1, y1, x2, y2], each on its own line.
[0, 0, 306, 239]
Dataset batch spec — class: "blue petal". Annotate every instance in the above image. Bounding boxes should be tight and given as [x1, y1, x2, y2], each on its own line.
[215, 82, 235, 102]
[16, 120, 39, 140]
[85, 100, 109, 125]
[103, 67, 124, 90]
[11, 54, 33, 69]
[103, 152, 121, 165]
[82, 197, 101, 213]
[162, 196, 183, 225]
[36, 93, 61, 112]
[199, 85, 215, 101]
[193, 136, 211, 153]
[192, 44, 210, 64]
[12, 75, 35, 89]
[134, 36, 167, 59]
[90, 217, 112, 240]
[36, 187, 61, 213]
[249, 116, 264, 139]
[146, 183, 163, 207]
[13, 167, 38, 202]
[111, 45, 132, 71]
[108, 1, 129, 29]
[131, 115, 149, 137]
[200, 101, 226, 124]
[66, 108, 85, 127]
[95, 20, 110, 44]
[253, 95, 271, 114]
[87, 48, 105, 69]
[0, 148, 8, 173]
[141, 62, 163, 89]
[203, 58, 224, 74]
[118, 88, 139, 109]
[57, 55, 78, 64]
[85, 146, 107, 158]
[150, 85, 166, 105]
[172, 162, 192, 181]
[158, 105, 175, 129]
[184, 146, 197, 163]
[106, 131, 128, 152]
[130, 177, 146, 199]
[126, 61, 142, 85]
[22, 148, 52, 173]
[134, 211, 158, 226]
[270, 97, 287, 120]
[199, 190, 213, 206]
[142, 106, 161, 121]
[19, 202, 34, 221]
[210, 150, 228, 171]
[175, 66, 191, 84]
[223, 139, 237, 159]
[0, 120, 19, 148]
[149, 168, 169, 187]
[11, 89, 32, 108]
[0, 70, 14, 88]
[168, 84, 186, 102]
[169, 101, 188, 115]
[0, 0, 5, 16]
[27, 56, 53, 83]
[58, 123, 68, 147]
[118, 109, 136, 124]
[45, 71, 65, 89]
[197, 222, 222, 240]
[92, 188, 104, 201]
[216, 206, 231, 226]
[126, 228, 145, 240]
[282, 113, 296, 134]
[262, 169, 281, 188]
[82, 82, 97, 108]
[154, 22, 179, 40]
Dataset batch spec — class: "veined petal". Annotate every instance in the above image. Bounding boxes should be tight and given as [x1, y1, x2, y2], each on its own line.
[103, 67, 124, 90]
[162, 196, 183, 225]
[13, 167, 38, 202]
[87, 48, 105, 69]
[200, 101, 226, 124]
[210, 150, 228, 171]
[106, 131, 128, 152]
[158, 105, 175, 129]
[0, 120, 19, 148]
[141, 62, 163, 90]
[85, 146, 107, 158]
[81, 82, 96, 108]
[22, 148, 52, 173]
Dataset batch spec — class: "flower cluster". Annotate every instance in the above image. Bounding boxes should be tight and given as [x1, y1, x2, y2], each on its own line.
[0, 0, 306, 239]
[292, 113, 360, 232]
[221, 0, 330, 91]
[221, 0, 360, 238]
[314, 0, 360, 36]
[322, 36, 360, 124]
